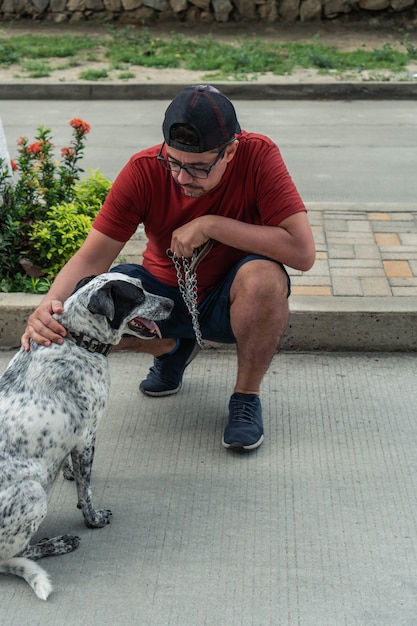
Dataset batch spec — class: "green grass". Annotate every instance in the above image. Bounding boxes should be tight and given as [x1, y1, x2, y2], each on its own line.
[78, 67, 110, 81]
[105, 29, 412, 78]
[282, 41, 408, 73]
[118, 71, 136, 80]
[0, 33, 97, 64]
[19, 60, 52, 78]
[0, 28, 414, 81]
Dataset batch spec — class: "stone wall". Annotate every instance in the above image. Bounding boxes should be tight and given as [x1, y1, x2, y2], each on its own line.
[1, 0, 416, 23]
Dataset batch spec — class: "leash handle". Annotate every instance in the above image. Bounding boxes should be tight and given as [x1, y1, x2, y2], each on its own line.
[189, 239, 214, 273]
[166, 239, 214, 273]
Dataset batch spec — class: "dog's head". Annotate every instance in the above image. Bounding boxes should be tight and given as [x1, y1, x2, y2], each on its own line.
[56, 273, 174, 345]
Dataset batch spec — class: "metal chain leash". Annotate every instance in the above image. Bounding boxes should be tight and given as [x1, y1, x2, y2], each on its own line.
[170, 254, 203, 348]
[167, 240, 214, 348]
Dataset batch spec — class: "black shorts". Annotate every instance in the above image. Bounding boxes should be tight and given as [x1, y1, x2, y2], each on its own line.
[111, 254, 290, 344]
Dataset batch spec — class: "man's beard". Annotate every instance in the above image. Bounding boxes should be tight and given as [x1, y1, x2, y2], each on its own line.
[175, 179, 205, 198]
[183, 187, 204, 198]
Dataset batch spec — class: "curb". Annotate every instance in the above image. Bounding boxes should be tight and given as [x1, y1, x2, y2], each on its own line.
[1, 293, 416, 351]
[1, 82, 417, 100]
[283, 296, 417, 351]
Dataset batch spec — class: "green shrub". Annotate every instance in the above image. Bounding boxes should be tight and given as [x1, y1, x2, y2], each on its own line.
[29, 203, 94, 279]
[0, 120, 112, 293]
[29, 172, 112, 279]
[72, 170, 113, 217]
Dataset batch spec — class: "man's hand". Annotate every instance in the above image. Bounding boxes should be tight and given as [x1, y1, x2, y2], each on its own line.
[22, 300, 66, 351]
[170, 216, 212, 258]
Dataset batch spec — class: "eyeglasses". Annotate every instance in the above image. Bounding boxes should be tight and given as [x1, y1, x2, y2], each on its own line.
[157, 141, 233, 180]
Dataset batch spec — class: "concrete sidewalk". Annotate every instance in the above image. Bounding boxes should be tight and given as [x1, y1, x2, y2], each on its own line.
[1, 348, 417, 625]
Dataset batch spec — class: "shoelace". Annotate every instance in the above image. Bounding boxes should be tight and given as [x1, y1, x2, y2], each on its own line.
[230, 397, 257, 423]
[150, 359, 163, 374]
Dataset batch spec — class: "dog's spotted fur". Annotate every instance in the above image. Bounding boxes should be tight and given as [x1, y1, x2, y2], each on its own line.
[0, 272, 173, 600]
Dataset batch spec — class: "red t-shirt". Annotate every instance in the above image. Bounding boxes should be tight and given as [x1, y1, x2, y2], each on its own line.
[93, 130, 306, 293]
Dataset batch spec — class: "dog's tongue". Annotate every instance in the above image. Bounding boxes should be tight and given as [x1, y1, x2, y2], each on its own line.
[130, 317, 162, 338]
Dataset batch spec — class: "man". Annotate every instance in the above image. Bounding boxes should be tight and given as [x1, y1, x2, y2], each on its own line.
[23, 84, 315, 451]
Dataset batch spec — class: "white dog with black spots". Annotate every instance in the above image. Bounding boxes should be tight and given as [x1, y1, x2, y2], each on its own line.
[0, 273, 173, 600]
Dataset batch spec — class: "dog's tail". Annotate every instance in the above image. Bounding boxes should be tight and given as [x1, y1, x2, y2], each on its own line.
[0, 557, 52, 600]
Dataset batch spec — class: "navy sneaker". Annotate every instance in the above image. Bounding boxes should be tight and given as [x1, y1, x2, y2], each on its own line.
[222, 393, 264, 450]
[139, 338, 199, 397]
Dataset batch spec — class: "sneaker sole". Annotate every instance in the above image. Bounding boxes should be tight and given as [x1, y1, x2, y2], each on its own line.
[221, 434, 264, 450]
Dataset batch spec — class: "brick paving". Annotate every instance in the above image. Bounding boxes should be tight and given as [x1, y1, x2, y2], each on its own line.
[290, 203, 417, 298]
[119, 204, 417, 299]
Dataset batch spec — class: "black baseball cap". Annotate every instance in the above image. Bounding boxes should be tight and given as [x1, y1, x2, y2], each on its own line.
[162, 84, 241, 153]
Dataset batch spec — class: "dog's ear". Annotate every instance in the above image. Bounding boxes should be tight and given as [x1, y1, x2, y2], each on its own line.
[87, 285, 116, 320]
[87, 280, 145, 327]
[72, 275, 97, 295]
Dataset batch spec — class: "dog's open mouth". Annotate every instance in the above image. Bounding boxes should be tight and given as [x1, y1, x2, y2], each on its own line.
[128, 317, 162, 339]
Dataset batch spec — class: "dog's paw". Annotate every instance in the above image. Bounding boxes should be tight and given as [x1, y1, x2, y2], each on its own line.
[84, 508, 112, 529]
[24, 535, 81, 559]
[54, 534, 81, 553]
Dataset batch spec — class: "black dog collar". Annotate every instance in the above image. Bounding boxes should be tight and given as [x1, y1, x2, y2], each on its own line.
[65, 329, 112, 356]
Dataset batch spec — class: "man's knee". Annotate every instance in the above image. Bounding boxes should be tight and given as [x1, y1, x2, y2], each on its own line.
[229, 260, 289, 343]
[230, 260, 289, 304]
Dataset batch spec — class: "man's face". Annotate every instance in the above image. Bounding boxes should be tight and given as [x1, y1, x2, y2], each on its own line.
[165, 142, 238, 198]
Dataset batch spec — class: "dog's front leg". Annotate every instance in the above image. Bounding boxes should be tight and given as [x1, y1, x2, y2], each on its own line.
[70, 439, 112, 529]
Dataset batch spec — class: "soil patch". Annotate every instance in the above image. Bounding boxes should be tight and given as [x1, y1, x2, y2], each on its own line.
[0, 19, 416, 84]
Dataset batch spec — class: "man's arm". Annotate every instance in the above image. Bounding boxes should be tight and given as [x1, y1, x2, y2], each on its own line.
[22, 228, 125, 350]
[170, 212, 316, 272]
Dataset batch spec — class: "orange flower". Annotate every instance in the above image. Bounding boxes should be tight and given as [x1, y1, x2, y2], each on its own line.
[10, 159, 18, 171]
[61, 147, 75, 158]
[27, 141, 43, 155]
[69, 118, 91, 134]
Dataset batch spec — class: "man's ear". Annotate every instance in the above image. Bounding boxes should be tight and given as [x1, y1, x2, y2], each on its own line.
[225, 139, 239, 163]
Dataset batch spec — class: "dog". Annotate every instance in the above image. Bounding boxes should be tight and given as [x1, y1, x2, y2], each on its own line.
[0, 272, 173, 600]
